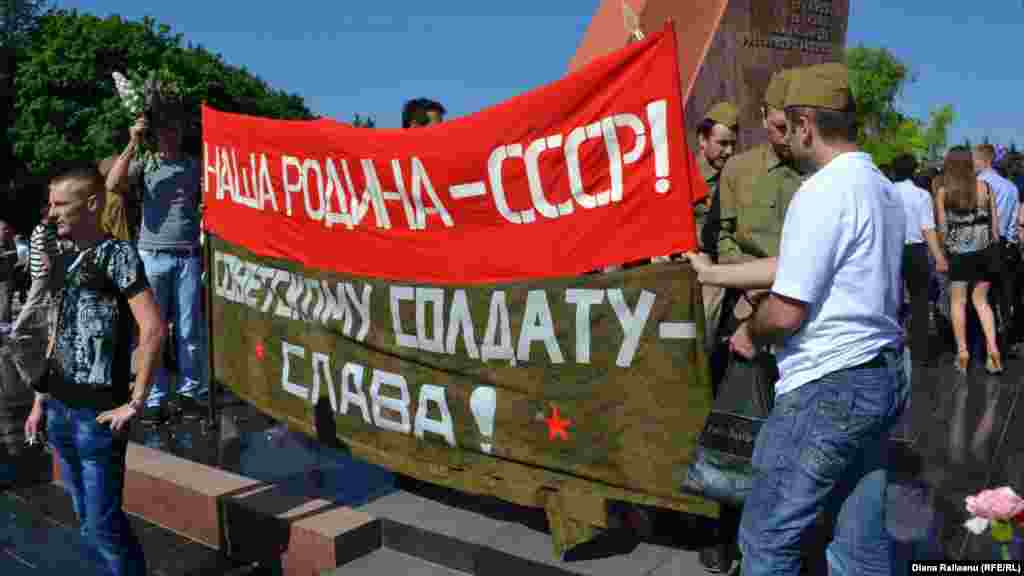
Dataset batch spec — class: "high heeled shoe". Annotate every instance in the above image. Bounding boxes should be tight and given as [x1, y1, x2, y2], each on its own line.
[986, 352, 1003, 374]
[956, 350, 969, 374]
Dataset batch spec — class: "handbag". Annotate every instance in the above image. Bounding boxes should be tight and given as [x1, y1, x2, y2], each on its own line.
[681, 350, 777, 507]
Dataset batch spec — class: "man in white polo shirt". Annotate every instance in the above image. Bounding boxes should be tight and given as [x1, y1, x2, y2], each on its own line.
[893, 153, 948, 367]
[736, 63, 909, 576]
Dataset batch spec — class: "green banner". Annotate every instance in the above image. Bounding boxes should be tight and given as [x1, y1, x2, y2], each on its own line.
[208, 236, 716, 553]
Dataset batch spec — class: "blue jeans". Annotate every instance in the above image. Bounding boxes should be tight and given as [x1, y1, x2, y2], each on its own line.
[46, 398, 146, 576]
[738, 348, 909, 576]
[138, 249, 208, 407]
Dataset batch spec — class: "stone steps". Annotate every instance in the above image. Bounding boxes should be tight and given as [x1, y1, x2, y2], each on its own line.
[322, 549, 469, 576]
[347, 487, 703, 576]
[44, 437, 706, 576]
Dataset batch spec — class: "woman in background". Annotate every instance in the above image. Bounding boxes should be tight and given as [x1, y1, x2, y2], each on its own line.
[935, 147, 1002, 374]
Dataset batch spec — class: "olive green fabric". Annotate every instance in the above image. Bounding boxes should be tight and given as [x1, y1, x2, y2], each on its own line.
[784, 62, 852, 111]
[98, 155, 137, 242]
[763, 69, 793, 111]
[207, 237, 718, 556]
[717, 143, 803, 262]
[704, 101, 739, 128]
[100, 193, 133, 242]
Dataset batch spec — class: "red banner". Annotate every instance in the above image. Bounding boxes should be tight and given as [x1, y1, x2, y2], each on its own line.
[201, 23, 704, 284]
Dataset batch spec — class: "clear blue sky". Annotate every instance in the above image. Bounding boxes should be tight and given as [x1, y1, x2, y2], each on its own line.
[60, 0, 1023, 148]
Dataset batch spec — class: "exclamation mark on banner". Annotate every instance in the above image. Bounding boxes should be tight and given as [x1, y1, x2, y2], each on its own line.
[470, 386, 497, 454]
[647, 100, 671, 194]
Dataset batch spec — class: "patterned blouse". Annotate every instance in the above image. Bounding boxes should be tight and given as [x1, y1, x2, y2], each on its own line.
[944, 184, 994, 256]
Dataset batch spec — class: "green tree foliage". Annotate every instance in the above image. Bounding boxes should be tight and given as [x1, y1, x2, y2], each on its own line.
[923, 105, 954, 160]
[846, 45, 955, 166]
[11, 8, 314, 183]
[0, 1, 49, 201]
[846, 46, 909, 139]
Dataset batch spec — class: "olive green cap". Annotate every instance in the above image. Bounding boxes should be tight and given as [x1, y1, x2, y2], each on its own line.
[784, 63, 853, 111]
[763, 69, 792, 110]
[704, 102, 739, 128]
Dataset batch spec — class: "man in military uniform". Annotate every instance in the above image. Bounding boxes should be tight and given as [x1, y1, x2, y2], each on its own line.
[694, 102, 739, 256]
[718, 70, 802, 265]
[693, 69, 802, 575]
[715, 68, 804, 363]
[692, 102, 739, 364]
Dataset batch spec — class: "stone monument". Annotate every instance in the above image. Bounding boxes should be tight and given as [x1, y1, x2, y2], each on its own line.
[570, 0, 851, 152]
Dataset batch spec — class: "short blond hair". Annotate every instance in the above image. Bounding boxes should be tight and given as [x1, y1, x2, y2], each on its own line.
[51, 163, 104, 199]
[974, 144, 996, 164]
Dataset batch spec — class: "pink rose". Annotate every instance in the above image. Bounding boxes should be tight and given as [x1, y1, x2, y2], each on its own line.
[966, 487, 1024, 520]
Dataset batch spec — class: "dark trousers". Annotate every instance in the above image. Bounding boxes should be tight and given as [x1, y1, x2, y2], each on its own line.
[995, 242, 1018, 344]
[902, 243, 931, 364]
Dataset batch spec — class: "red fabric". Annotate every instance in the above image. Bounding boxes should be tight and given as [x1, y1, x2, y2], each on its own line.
[202, 23, 702, 285]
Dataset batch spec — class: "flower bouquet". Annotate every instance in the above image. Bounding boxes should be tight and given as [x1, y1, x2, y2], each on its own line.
[964, 487, 1024, 560]
[111, 68, 185, 172]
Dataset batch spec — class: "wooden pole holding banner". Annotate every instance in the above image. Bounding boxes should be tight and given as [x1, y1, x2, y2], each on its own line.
[204, 231, 218, 429]
[570, 0, 851, 153]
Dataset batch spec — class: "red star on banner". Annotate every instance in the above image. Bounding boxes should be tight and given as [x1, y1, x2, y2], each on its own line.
[545, 405, 572, 441]
[255, 341, 265, 360]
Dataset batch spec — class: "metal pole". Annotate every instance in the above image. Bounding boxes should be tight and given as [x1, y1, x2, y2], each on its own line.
[204, 232, 218, 429]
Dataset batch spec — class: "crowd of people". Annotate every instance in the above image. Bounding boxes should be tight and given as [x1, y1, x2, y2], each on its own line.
[898, 147, 1024, 374]
[0, 53, 1015, 574]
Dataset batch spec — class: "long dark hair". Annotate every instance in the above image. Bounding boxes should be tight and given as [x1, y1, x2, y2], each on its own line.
[942, 146, 979, 212]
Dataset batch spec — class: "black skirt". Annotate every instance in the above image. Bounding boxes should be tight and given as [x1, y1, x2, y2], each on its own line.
[948, 245, 998, 283]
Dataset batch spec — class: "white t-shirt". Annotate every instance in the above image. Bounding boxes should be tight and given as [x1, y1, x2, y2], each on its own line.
[895, 179, 935, 244]
[771, 152, 905, 397]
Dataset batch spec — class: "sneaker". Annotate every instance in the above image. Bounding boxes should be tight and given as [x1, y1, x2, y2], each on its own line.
[177, 395, 206, 421]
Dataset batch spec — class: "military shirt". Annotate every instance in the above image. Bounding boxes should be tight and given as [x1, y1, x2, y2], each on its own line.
[717, 143, 802, 262]
[693, 155, 720, 251]
[102, 189, 137, 242]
